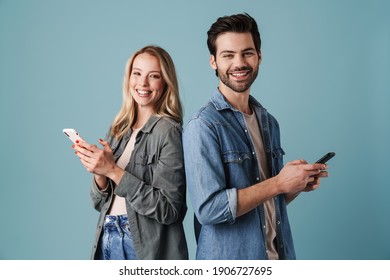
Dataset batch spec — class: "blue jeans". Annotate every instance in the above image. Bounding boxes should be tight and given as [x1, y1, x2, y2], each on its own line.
[97, 215, 137, 260]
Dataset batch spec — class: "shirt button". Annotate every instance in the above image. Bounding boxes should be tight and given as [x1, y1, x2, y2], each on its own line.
[277, 221, 281, 225]
[244, 130, 248, 133]
[263, 225, 266, 229]
[256, 177, 260, 181]
[252, 152, 255, 155]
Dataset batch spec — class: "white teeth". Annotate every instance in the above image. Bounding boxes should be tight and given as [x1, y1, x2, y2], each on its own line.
[137, 90, 151, 95]
[231, 72, 248, 77]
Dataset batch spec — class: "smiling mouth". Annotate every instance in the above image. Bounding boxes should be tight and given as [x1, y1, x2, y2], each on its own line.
[230, 71, 250, 79]
[136, 89, 152, 96]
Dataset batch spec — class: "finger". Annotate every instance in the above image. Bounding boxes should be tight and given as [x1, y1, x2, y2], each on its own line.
[79, 157, 95, 173]
[76, 149, 93, 164]
[99, 139, 112, 152]
[304, 163, 327, 171]
[307, 169, 323, 177]
[303, 185, 315, 192]
[316, 170, 329, 178]
[79, 141, 100, 153]
[286, 159, 307, 166]
[314, 163, 327, 170]
[305, 179, 320, 191]
[310, 178, 321, 188]
[78, 152, 101, 173]
[75, 145, 94, 158]
[304, 184, 318, 192]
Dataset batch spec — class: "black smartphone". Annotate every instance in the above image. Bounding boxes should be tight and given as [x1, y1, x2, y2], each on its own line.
[315, 152, 335, 164]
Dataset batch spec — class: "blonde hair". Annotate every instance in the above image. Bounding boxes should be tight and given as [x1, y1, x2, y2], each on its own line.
[110, 45, 183, 139]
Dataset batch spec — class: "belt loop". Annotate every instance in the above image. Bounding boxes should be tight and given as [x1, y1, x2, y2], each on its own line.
[114, 216, 123, 237]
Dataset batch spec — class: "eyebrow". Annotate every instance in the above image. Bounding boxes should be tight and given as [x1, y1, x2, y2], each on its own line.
[219, 48, 257, 54]
[132, 67, 162, 74]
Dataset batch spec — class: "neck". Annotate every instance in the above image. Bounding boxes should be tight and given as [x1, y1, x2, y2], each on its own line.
[218, 84, 252, 114]
[133, 106, 155, 129]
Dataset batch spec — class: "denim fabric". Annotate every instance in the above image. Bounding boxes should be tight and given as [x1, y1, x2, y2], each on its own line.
[97, 215, 137, 260]
[183, 91, 296, 260]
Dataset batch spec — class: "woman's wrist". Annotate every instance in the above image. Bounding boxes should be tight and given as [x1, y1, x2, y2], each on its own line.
[94, 174, 108, 191]
[106, 165, 125, 186]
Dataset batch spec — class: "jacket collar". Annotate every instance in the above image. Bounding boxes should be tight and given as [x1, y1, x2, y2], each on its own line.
[108, 114, 161, 154]
[139, 114, 161, 134]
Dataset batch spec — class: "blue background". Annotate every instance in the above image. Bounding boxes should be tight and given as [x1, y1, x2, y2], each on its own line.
[1, 0, 389, 260]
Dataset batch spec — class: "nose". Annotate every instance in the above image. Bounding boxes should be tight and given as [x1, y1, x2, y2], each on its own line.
[138, 75, 149, 86]
[233, 55, 246, 68]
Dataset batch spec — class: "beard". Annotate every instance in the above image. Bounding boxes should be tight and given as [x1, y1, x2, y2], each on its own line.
[217, 65, 259, 93]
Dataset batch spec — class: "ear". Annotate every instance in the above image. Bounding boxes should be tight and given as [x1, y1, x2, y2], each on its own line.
[210, 54, 217, 70]
[258, 50, 262, 65]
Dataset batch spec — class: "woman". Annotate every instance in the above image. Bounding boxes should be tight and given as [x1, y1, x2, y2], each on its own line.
[74, 45, 188, 260]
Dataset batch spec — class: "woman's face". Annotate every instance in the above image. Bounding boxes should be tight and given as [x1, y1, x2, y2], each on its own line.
[129, 53, 165, 112]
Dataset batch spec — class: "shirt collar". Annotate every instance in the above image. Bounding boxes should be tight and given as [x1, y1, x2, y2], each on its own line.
[210, 90, 264, 112]
[139, 114, 161, 134]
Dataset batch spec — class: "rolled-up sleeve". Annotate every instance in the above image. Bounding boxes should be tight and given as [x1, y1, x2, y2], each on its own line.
[183, 117, 237, 225]
[89, 179, 111, 212]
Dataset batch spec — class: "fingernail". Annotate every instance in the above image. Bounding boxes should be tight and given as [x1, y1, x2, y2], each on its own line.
[75, 140, 79, 144]
[72, 145, 75, 149]
[99, 138, 103, 142]
[75, 151, 77, 154]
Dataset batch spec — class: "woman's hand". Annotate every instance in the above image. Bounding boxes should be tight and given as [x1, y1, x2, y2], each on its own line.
[74, 139, 124, 184]
[74, 139, 113, 175]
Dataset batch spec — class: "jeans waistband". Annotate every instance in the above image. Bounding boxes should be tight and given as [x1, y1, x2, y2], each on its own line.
[103, 214, 128, 228]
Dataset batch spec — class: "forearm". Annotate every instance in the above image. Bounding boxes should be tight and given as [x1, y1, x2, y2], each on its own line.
[94, 174, 108, 191]
[284, 191, 301, 205]
[105, 165, 125, 186]
[236, 176, 282, 217]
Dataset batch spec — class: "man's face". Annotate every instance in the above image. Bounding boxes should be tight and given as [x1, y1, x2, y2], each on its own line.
[210, 32, 261, 94]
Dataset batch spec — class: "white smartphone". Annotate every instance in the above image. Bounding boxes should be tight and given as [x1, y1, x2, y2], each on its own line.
[63, 128, 83, 143]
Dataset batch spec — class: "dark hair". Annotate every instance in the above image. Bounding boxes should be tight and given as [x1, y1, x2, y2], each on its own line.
[207, 13, 261, 57]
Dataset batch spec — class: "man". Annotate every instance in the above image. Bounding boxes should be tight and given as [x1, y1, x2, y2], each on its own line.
[183, 13, 328, 260]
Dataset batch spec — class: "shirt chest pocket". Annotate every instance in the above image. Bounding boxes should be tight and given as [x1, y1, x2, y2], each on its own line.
[222, 151, 251, 164]
[221, 151, 252, 187]
[272, 148, 285, 158]
[134, 153, 157, 183]
[136, 153, 156, 165]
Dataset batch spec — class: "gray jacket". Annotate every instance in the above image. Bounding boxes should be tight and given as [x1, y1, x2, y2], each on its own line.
[90, 115, 188, 259]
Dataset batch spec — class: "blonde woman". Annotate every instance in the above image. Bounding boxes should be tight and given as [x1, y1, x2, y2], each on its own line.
[74, 45, 188, 260]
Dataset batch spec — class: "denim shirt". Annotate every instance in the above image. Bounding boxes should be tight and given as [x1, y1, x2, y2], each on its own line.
[183, 91, 296, 260]
[90, 115, 188, 260]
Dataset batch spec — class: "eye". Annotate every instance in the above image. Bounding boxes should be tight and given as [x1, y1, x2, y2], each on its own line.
[243, 52, 255, 57]
[149, 74, 161, 79]
[222, 54, 234, 59]
[131, 71, 141, 76]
